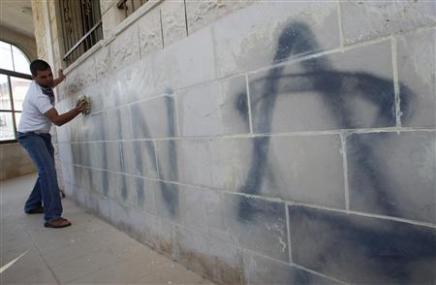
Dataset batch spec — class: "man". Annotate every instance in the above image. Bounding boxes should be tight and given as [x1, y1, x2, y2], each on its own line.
[18, 59, 86, 228]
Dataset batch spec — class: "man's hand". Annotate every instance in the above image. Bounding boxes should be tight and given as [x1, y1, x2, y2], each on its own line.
[58, 69, 65, 81]
[45, 104, 83, 126]
[52, 69, 66, 87]
[75, 100, 87, 113]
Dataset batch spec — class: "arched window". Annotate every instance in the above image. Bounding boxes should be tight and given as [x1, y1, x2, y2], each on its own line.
[0, 41, 32, 142]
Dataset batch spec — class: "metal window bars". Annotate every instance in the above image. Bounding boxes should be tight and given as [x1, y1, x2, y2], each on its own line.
[60, 0, 103, 65]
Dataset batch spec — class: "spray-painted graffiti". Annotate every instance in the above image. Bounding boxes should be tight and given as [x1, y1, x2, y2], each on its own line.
[289, 205, 436, 284]
[234, 21, 435, 283]
[236, 22, 415, 220]
[71, 18, 434, 284]
[130, 91, 179, 217]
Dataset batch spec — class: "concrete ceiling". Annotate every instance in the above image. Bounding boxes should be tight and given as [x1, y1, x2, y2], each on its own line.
[0, 0, 34, 37]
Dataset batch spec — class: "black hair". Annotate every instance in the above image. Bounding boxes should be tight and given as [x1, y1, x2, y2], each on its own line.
[30, 59, 51, 76]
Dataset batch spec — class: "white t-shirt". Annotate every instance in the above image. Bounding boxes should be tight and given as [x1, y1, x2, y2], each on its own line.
[18, 81, 54, 133]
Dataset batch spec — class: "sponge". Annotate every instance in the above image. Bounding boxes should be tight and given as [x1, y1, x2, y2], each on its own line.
[77, 96, 91, 115]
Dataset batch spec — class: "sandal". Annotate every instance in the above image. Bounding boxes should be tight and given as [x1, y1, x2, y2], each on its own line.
[44, 217, 72, 228]
[25, 206, 44, 214]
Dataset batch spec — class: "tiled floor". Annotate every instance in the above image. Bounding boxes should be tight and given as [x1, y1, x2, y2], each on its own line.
[0, 174, 214, 285]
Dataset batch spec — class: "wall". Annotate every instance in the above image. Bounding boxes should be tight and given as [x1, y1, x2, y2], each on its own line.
[30, 0, 62, 68]
[99, 0, 127, 38]
[49, 1, 436, 284]
[0, 143, 35, 181]
[0, 25, 37, 60]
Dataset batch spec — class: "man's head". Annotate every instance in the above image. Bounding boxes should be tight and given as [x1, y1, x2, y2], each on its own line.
[30, 59, 53, 87]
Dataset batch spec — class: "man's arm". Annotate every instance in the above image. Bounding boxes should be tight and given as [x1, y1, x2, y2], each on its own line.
[52, 69, 65, 87]
[45, 101, 85, 126]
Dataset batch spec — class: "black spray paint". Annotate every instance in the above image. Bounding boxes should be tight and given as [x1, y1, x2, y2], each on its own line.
[237, 22, 412, 220]
[129, 91, 179, 217]
[235, 21, 432, 284]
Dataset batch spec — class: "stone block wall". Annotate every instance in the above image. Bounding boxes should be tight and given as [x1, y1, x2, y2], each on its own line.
[53, 1, 435, 284]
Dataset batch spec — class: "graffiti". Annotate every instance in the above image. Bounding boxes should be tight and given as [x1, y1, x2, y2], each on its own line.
[69, 16, 434, 284]
[236, 22, 414, 220]
[158, 94, 179, 217]
[289, 206, 436, 284]
[129, 101, 157, 208]
[76, 90, 180, 216]
[130, 91, 179, 217]
[234, 21, 434, 283]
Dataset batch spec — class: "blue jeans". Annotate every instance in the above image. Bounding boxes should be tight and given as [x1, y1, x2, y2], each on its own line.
[18, 132, 63, 222]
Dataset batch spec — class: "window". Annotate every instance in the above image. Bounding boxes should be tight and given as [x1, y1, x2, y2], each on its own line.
[59, 0, 103, 65]
[0, 41, 32, 143]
